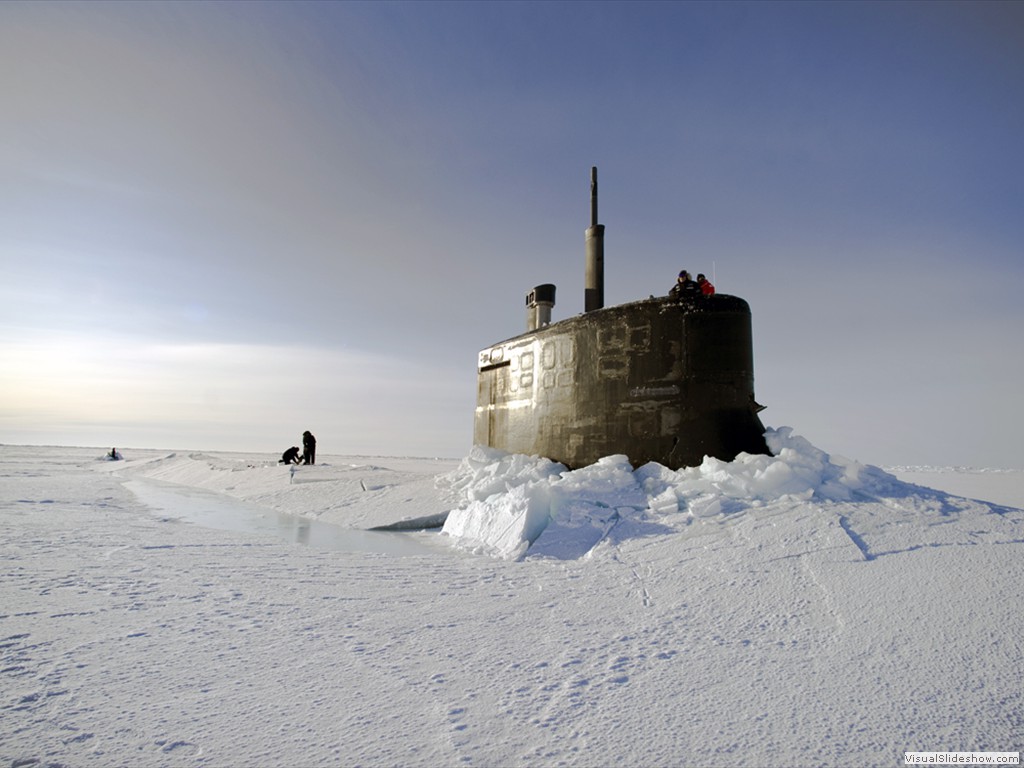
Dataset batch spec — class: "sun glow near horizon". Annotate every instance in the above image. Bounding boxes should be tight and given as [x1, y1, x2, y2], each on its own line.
[0, 334, 471, 454]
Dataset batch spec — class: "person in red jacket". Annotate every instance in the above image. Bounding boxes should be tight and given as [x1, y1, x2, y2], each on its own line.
[697, 273, 715, 296]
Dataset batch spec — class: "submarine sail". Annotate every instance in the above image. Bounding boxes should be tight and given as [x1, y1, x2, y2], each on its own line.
[474, 169, 769, 470]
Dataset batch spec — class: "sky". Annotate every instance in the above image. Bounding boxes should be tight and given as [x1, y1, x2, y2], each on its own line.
[2, 0, 1023, 467]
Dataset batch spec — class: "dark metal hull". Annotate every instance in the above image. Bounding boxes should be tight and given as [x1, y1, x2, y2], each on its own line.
[475, 294, 769, 469]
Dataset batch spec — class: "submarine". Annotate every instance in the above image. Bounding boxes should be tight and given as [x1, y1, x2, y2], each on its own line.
[473, 167, 770, 470]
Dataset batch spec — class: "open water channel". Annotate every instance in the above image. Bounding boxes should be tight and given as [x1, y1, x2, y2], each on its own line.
[123, 478, 451, 556]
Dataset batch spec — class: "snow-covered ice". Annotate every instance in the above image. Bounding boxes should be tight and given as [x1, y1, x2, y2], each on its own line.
[2, 430, 1022, 767]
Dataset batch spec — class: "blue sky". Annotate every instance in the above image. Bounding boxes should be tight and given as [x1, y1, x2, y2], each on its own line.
[2, 1, 1022, 467]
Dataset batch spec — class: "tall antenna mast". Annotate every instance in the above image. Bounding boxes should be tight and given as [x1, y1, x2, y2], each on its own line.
[584, 166, 605, 312]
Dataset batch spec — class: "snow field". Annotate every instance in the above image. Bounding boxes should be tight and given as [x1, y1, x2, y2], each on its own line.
[2, 435, 1022, 767]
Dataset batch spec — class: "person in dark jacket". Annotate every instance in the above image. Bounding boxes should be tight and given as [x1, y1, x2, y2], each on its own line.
[669, 270, 701, 299]
[279, 446, 301, 465]
[302, 431, 317, 465]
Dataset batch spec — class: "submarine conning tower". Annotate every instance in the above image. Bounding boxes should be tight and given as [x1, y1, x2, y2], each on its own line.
[475, 167, 770, 471]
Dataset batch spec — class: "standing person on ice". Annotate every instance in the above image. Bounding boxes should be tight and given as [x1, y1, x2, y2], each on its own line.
[302, 431, 317, 465]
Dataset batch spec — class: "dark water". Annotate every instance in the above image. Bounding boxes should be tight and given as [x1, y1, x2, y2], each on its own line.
[123, 479, 449, 556]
